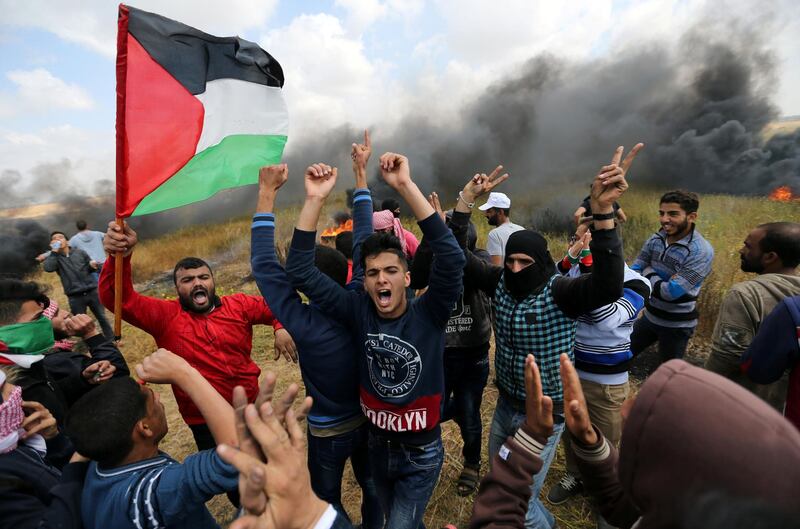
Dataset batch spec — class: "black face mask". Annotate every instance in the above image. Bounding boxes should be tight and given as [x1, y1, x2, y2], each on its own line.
[503, 230, 555, 300]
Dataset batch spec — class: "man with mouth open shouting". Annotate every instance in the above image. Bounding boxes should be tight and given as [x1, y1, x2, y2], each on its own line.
[97, 224, 296, 455]
[285, 153, 465, 529]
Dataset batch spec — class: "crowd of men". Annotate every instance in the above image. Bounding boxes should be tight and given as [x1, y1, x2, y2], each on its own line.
[1, 131, 800, 529]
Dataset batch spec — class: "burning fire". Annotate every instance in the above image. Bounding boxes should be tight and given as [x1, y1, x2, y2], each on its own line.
[321, 219, 353, 238]
[769, 186, 799, 203]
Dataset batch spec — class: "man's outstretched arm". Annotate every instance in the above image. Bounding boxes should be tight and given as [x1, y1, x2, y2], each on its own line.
[350, 130, 374, 288]
[285, 164, 359, 324]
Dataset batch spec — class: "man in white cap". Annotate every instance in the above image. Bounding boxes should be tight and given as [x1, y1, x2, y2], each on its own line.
[479, 191, 524, 266]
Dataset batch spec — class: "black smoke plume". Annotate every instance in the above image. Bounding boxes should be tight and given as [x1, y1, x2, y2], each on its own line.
[1, 16, 798, 267]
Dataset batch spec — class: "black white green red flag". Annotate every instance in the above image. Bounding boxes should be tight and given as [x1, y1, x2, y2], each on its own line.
[116, 4, 288, 217]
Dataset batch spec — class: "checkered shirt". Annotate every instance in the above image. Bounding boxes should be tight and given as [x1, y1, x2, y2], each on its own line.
[493, 274, 577, 403]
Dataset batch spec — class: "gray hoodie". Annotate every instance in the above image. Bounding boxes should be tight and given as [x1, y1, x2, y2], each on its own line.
[68, 231, 105, 263]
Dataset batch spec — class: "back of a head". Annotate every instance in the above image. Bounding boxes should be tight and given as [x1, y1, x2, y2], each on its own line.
[381, 198, 401, 216]
[0, 279, 47, 325]
[315, 245, 348, 287]
[758, 222, 800, 268]
[67, 377, 147, 467]
[359, 232, 407, 270]
[618, 360, 800, 526]
[76, 220, 87, 231]
[660, 190, 699, 214]
[173, 256, 212, 284]
[335, 231, 354, 260]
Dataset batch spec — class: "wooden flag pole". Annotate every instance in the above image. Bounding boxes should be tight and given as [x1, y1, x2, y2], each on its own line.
[114, 217, 124, 340]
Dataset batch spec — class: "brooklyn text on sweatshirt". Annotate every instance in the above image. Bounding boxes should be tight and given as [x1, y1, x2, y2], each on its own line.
[285, 213, 465, 445]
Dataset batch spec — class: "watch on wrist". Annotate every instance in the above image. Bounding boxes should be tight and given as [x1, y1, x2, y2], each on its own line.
[591, 211, 615, 221]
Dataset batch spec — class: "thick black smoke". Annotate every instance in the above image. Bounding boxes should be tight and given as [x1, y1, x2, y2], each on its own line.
[1, 17, 798, 267]
[0, 220, 50, 278]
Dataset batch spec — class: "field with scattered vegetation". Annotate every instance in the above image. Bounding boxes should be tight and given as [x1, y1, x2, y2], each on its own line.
[32, 187, 800, 528]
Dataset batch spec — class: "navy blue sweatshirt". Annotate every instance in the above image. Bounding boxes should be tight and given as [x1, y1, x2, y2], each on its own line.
[286, 213, 465, 445]
[250, 188, 374, 431]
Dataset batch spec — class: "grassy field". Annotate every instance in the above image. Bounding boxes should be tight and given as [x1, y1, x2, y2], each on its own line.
[32, 188, 800, 528]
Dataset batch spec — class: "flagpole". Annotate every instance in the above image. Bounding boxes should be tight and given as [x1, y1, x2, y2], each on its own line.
[114, 217, 124, 341]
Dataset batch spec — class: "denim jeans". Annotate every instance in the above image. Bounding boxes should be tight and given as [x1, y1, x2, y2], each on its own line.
[307, 424, 384, 529]
[368, 431, 444, 529]
[67, 288, 114, 339]
[443, 346, 490, 467]
[488, 394, 565, 529]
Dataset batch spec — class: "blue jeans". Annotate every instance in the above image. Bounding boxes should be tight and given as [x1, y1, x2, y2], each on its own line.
[443, 346, 490, 466]
[488, 394, 565, 529]
[368, 431, 444, 529]
[307, 424, 383, 529]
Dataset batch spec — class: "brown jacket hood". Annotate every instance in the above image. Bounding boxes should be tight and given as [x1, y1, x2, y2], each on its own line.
[618, 360, 800, 527]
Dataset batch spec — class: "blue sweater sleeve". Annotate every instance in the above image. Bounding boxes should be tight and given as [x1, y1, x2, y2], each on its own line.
[742, 297, 800, 384]
[250, 213, 314, 336]
[416, 213, 466, 327]
[285, 228, 360, 325]
[148, 450, 238, 525]
[350, 188, 374, 289]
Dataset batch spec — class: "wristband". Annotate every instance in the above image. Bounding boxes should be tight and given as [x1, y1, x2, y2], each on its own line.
[458, 191, 475, 209]
[591, 211, 615, 221]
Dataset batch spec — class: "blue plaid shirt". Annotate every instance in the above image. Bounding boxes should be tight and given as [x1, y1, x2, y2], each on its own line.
[494, 274, 577, 403]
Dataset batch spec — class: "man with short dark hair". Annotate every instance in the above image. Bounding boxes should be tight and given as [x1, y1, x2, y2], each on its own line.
[630, 190, 714, 368]
[285, 153, 465, 529]
[479, 191, 523, 266]
[98, 227, 295, 453]
[69, 220, 106, 281]
[705, 222, 800, 410]
[38, 231, 113, 339]
[250, 136, 383, 528]
[68, 348, 257, 529]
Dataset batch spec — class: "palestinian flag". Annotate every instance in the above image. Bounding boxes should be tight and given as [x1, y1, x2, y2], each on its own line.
[116, 4, 288, 217]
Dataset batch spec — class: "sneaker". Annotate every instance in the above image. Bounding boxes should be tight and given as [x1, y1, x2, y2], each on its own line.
[546, 472, 584, 505]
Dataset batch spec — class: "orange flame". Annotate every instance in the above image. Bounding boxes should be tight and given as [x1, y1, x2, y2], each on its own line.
[769, 186, 797, 202]
[321, 219, 353, 238]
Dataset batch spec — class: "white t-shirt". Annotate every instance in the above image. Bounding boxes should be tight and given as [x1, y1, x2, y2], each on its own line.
[487, 221, 524, 259]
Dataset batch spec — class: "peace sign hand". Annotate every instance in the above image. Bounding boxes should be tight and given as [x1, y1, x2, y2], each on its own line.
[590, 143, 643, 209]
[462, 165, 509, 202]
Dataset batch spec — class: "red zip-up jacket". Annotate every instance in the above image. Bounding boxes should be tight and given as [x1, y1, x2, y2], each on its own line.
[99, 254, 282, 425]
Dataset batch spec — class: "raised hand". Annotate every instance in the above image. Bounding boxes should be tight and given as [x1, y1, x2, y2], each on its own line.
[135, 348, 192, 385]
[351, 129, 372, 173]
[304, 163, 338, 200]
[378, 152, 412, 190]
[567, 230, 592, 260]
[259, 164, 288, 193]
[523, 354, 554, 443]
[104, 220, 138, 257]
[462, 165, 509, 202]
[560, 353, 598, 445]
[64, 313, 98, 339]
[428, 192, 446, 222]
[590, 143, 643, 209]
[218, 387, 324, 529]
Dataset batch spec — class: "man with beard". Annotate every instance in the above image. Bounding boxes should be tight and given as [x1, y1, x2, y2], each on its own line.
[98, 226, 296, 453]
[479, 191, 523, 266]
[450, 144, 641, 529]
[629, 191, 714, 370]
[705, 222, 800, 410]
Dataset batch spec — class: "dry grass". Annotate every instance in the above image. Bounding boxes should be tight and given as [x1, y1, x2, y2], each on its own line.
[30, 189, 800, 528]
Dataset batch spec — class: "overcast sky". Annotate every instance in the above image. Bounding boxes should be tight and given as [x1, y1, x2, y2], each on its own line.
[0, 0, 798, 200]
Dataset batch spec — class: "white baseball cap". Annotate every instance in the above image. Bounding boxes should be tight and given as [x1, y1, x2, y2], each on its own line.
[478, 192, 511, 211]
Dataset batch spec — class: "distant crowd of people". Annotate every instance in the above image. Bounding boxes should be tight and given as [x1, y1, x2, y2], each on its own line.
[2, 130, 800, 529]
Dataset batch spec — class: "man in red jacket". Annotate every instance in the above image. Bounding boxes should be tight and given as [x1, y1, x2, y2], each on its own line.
[98, 220, 296, 452]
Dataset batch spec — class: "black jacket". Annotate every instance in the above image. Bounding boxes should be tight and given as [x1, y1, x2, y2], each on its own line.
[43, 249, 96, 296]
[0, 435, 87, 529]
